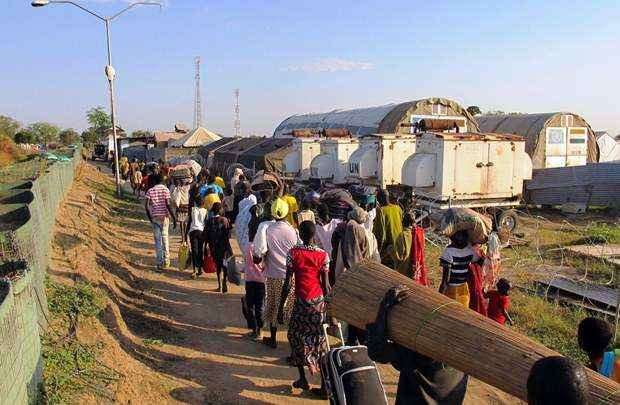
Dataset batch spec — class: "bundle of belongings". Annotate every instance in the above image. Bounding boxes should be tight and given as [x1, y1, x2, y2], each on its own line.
[436, 208, 492, 244]
[320, 188, 358, 220]
[251, 170, 283, 197]
[171, 164, 194, 185]
[348, 184, 376, 207]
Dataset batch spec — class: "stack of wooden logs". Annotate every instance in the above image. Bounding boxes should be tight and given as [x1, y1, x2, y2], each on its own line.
[328, 260, 619, 404]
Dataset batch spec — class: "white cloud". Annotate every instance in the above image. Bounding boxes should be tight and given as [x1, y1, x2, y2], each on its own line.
[284, 58, 374, 73]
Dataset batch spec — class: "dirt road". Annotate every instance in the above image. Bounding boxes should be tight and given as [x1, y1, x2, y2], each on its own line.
[48, 162, 519, 404]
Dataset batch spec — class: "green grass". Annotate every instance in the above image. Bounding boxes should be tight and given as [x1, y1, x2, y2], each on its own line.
[584, 223, 620, 244]
[40, 280, 119, 404]
[143, 338, 165, 347]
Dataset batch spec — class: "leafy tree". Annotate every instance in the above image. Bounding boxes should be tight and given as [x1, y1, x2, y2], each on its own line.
[466, 106, 481, 116]
[59, 128, 79, 145]
[86, 106, 111, 140]
[130, 130, 153, 138]
[485, 110, 522, 116]
[14, 130, 35, 144]
[0, 115, 21, 139]
[27, 122, 60, 146]
[81, 129, 99, 145]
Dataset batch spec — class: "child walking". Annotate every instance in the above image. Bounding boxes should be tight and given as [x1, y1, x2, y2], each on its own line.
[243, 220, 266, 340]
[485, 278, 513, 325]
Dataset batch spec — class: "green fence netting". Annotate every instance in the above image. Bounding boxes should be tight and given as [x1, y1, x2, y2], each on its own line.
[0, 147, 82, 404]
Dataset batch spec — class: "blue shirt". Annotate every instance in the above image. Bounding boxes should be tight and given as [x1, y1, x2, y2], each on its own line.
[199, 183, 223, 197]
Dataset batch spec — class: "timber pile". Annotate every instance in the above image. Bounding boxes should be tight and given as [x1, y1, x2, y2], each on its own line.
[328, 260, 620, 404]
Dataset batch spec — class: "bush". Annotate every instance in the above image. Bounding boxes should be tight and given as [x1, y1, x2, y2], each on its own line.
[0, 137, 25, 168]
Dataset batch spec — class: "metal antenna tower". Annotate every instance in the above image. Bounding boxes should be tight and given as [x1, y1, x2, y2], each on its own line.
[234, 88, 240, 137]
[194, 56, 203, 128]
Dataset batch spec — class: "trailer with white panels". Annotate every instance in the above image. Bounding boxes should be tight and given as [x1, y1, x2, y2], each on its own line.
[282, 136, 324, 180]
[309, 137, 359, 185]
[402, 132, 533, 231]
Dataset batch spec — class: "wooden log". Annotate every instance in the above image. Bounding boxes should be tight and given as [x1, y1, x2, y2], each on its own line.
[328, 260, 620, 404]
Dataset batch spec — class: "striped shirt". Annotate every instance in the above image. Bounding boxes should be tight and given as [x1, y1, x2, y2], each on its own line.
[440, 245, 479, 286]
[146, 184, 171, 218]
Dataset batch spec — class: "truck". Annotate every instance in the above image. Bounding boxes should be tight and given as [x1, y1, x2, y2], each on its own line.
[402, 132, 533, 231]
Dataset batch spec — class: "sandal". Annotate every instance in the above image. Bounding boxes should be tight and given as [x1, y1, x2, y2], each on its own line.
[292, 379, 310, 391]
[261, 336, 277, 349]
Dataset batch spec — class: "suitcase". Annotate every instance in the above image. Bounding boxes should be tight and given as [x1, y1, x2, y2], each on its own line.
[320, 323, 388, 405]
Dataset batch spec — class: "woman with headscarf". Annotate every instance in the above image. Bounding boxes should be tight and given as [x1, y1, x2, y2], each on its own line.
[253, 198, 298, 349]
[235, 182, 257, 253]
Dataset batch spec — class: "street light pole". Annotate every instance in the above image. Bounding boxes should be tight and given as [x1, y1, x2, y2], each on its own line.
[32, 0, 161, 197]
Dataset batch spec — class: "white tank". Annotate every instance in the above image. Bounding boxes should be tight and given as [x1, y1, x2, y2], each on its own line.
[402, 132, 533, 206]
[282, 137, 323, 180]
[309, 137, 359, 184]
[347, 134, 416, 188]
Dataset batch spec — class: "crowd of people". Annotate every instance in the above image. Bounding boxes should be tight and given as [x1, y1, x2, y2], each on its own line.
[136, 160, 618, 404]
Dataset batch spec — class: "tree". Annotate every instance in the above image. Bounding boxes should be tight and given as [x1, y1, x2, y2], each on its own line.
[466, 106, 481, 116]
[27, 122, 60, 146]
[14, 130, 35, 144]
[86, 106, 112, 140]
[131, 130, 153, 138]
[59, 128, 79, 145]
[0, 115, 21, 139]
[81, 128, 99, 145]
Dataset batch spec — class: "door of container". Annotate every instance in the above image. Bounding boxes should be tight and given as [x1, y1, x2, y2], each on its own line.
[454, 142, 487, 196]
[485, 142, 515, 197]
[566, 128, 588, 166]
[545, 127, 567, 168]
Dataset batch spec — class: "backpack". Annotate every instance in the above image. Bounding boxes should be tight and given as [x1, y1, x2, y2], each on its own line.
[600, 349, 620, 378]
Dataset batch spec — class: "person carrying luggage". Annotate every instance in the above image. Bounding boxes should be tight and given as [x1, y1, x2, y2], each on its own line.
[278, 220, 329, 395]
[366, 285, 468, 405]
[203, 202, 233, 292]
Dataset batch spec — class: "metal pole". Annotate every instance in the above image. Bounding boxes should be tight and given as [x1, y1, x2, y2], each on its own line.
[105, 19, 122, 197]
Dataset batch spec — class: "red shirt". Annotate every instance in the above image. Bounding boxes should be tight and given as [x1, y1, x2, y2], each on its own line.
[486, 290, 509, 325]
[286, 244, 329, 301]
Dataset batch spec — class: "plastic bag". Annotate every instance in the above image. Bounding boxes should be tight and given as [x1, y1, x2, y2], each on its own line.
[437, 208, 492, 244]
[203, 249, 217, 274]
[178, 242, 190, 270]
[226, 256, 244, 286]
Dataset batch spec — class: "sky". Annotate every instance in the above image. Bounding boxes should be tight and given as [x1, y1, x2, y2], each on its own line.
[1, 0, 619, 136]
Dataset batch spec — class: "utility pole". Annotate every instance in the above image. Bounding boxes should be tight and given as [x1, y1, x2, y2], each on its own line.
[234, 88, 240, 137]
[194, 57, 203, 128]
[32, 0, 162, 198]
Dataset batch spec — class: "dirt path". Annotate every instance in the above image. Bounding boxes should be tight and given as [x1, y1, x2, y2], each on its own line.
[48, 162, 519, 404]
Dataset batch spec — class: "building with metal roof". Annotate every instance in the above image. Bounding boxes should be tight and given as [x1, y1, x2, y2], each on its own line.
[168, 126, 222, 148]
[476, 113, 598, 169]
[273, 98, 478, 138]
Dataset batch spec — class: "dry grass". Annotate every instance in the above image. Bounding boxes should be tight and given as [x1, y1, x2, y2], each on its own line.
[0, 137, 25, 168]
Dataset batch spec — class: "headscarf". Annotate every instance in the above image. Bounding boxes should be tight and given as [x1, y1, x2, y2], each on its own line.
[348, 207, 369, 224]
[235, 193, 258, 253]
[271, 198, 289, 220]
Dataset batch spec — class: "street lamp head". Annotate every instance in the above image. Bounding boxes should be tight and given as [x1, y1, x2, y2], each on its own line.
[31, 0, 50, 7]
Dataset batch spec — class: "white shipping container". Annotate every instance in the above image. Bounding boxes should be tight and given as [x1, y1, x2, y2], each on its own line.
[282, 137, 323, 180]
[402, 132, 533, 206]
[347, 134, 416, 188]
[309, 137, 359, 184]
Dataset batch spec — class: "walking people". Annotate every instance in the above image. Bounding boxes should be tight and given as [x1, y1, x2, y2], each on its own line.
[253, 198, 298, 349]
[366, 285, 468, 405]
[439, 230, 482, 307]
[186, 193, 207, 278]
[204, 202, 233, 292]
[391, 211, 427, 286]
[243, 220, 266, 340]
[577, 317, 619, 382]
[373, 190, 403, 266]
[282, 186, 299, 228]
[144, 172, 177, 270]
[235, 182, 257, 253]
[485, 278, 513, 325]
[171, 178, 191, 244]
[278, 221, 329, 394]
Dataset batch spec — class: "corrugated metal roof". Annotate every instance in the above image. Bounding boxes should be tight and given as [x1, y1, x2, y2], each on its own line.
[477, 113, 598, 166]
[273, 98, 478, 138]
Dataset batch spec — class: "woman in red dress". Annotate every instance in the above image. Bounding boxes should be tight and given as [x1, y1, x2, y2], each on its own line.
[278, 220, 330, 394]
